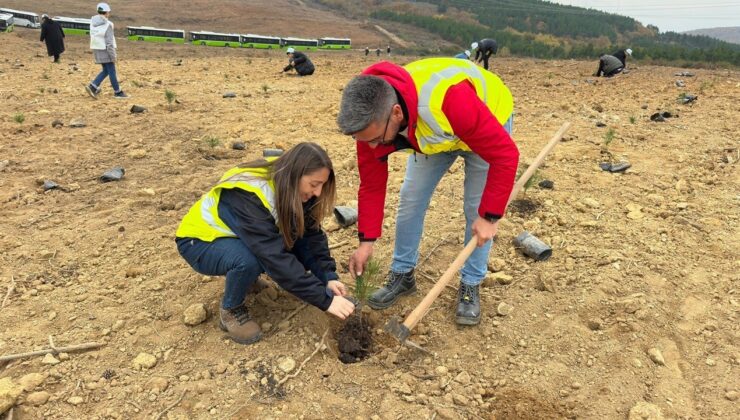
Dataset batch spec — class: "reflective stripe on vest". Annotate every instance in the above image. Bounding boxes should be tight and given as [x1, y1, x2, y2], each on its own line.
[175, 166, 277, 242]
[404, 58, 514, 154]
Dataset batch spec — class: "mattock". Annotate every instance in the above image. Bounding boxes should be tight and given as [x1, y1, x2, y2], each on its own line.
[384, 122, 572, 351]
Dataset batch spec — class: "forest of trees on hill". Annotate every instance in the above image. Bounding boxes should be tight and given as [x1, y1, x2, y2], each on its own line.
[314, 0, 740, 67]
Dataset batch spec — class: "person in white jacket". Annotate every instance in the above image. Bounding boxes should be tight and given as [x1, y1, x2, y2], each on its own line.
[85, 3, 128, 99]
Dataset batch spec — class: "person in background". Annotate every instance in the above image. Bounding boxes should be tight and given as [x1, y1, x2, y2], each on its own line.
[472, 38, 498, 70]
[455, 50, 471, 60]
[337, 58, 518, 326]
[85, 3, 129, 99]
[376, 48, 381, 57]
[387, 45, 391, 56]
[365, 47, 369, 57]
[175, 143, 355, 345]
[283, 47, 315, 76]
[40, 14, 65, 63]
[594, 48, 632, 77]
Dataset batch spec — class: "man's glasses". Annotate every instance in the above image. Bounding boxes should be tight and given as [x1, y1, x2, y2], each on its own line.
[352, 111, 392, 146]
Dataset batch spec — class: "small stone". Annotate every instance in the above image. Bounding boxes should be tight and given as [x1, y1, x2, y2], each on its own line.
[232, 141, 246, 150]
[454, 370, 471, 385]
[51, 120, 63, 128]
[582, 198, 600, 208]
[139, 188, 156, 197]
[41, 354, 60, 365]
[648, 348, 665, 366]
[487, 258, 506, 272]
[705, 358, 716, 366]
[129, 149, 147, 159]
[69, 119, 86, 128]
[435, 407, 457, 420]
[538, 179, 554, 189]
[19, 373, 45, 391]
[571, 382, 582, 390]
[215, 363, 228, 374]
[129, 105, 147, 113]
[132, 353, 157, 370]
[58, 353, 70, 361]
[725, 391, 738, 401]
[42, 180, 59, 191]
[125, 267, 145, 278]
[183, 304, 208, 326]
[0, 377, 23, 413]
[278, 357, 296, 373]
[632, 358, 643, 368]
[146, 377, 169, 393]
[223, 92, 237, 98]
[435, 366, 448, 375]
[452, 393, 469, 406]
[628, 402, 664, 419]
[25, 391, 50, 406]
[493, 272, 513, 285]
[497, 302, 514, 316]
[100, 167, 125, 182]
[587, 319, 603, 331]
[67, 396, 84, 406]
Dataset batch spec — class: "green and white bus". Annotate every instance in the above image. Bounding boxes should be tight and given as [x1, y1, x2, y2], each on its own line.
[190, 31, 241, 47]
[240, 34, 281, 49]
[127, 26, 185, 43]
[0, 8, 39, 28]
[280, 37, 319, 51]
[0, 13, 13, 33]
[319, 37, 351, 50]
[53, 16, 91, 36]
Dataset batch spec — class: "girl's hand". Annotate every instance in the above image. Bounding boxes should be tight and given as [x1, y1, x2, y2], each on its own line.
[326, 296, 355, 320]
[327, 280, 348, 297]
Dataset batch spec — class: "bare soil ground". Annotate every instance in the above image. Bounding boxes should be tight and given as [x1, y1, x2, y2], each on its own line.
[1, 28, 739, 420]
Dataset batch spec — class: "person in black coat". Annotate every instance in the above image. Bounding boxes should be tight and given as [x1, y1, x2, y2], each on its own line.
[472, 38, 498, 70]
[283, 47, 315, 76]
[40, 15, 65, 63]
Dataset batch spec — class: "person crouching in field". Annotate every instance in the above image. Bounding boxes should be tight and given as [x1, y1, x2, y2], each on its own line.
[85, 3, 129, 99]
[594, 48, 632, 77]
[175, 143, 355, 345]
[283, 47, 315, 76]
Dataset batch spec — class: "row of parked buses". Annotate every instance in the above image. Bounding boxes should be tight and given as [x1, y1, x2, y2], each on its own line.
[0, 13, 14, 32]
[0, 7, 351, 50]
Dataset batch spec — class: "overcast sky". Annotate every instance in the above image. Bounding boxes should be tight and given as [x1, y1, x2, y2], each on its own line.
[548, 0, 740, 32]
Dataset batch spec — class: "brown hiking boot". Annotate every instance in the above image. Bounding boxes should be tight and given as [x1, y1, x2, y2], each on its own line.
[219, 305, 262, 345]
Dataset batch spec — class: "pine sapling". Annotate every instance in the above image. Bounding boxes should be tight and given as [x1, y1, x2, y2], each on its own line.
[164, 89, 176, 111]
[13, 113, 25, 124]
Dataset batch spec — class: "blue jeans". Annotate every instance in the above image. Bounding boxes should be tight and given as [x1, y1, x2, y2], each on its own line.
[91, 62, 120, 93]
[177, 237, 264, 309]
[391, 116, 513, 286]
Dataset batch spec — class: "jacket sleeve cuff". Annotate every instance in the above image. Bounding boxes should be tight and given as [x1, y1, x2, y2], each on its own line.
[358, 232, 378, 242]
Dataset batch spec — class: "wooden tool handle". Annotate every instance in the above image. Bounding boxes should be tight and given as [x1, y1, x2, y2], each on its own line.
[403, 238, 478, 330]
[401, 122, 572, 332]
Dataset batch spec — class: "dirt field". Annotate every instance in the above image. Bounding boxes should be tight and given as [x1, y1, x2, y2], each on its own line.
[1, 28, 739, 420]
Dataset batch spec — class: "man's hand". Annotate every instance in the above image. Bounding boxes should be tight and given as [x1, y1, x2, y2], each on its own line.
[326, 296, 355, 320]
[471, 217, 499, 246]
[349, 242, 374, 279]
[327, 280, 348, 297]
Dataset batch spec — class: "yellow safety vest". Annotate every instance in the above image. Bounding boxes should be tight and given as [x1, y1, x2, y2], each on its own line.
[404, 58, 514, 154]
[175, 165, 277, 242]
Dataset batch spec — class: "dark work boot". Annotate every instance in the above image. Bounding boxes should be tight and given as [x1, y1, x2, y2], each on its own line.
[219, 305, 262, 345]
[367, 269, 416, 310]
[455, 283, 481, 325]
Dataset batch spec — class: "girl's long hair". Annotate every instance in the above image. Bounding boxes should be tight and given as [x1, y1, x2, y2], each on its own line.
[239, 142, 336, 249]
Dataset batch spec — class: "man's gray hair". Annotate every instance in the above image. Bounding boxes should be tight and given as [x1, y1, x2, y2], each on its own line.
[337, 75, 397, 135]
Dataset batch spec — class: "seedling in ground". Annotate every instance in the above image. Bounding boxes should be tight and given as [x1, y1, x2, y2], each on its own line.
[203, 136, 221, 149]
[13, 113, 25, 124]
[353, 258, 381, 307]
[601, 128, 616, 162]
[261, 84, 270, 93]
[516, 164, 541, 196]
[629, 115, 636, 124]
[164, 89, 176, 111]
[131, 80, 143, 88]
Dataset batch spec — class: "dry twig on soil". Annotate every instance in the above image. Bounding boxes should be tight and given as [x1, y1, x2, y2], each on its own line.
[1, 276, 16, 309]
[328, 240, 349, 250]
[277, 328, 328, 386]
[0, 342, 104, 363]
[154, 389, 187, 420]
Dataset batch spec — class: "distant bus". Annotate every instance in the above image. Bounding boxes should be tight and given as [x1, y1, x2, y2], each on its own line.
[319, 37, 351, 50]
[240, 33, 281, 49]
[127, 26, 185, 43]
[0, 13, 13, 33]
[0, 8, 40, 28]
[281, 37, 319, 51]
[53, 16, 91, 36]
[190, 31, 240, 47]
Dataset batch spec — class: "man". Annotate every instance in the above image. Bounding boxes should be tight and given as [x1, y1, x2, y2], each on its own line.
[365, 47, 369, 57]
[40, 15, 65, 63]
[472, 38, 498, 70]
[387, 45, 392, 56]
[594, 48, 632, 77]
[283, 47, 315, 76]
[336, 58, 519, 325]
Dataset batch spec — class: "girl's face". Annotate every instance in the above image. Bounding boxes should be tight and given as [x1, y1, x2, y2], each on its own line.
[299, 167, 330, 203]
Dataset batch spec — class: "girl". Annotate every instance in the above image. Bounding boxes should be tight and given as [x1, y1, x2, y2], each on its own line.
[85, 3, 129, 99]
[175, 143, 355, 345]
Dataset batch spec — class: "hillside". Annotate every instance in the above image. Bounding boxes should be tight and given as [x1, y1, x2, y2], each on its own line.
[685, 27, 740, 45]
[1, 28, 739, 419]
